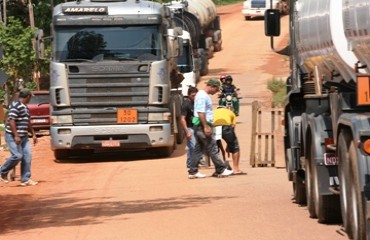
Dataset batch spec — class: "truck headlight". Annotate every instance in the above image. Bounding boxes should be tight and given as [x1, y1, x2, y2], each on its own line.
[148, 112, 171, 121]
[51, 115, 73, 124]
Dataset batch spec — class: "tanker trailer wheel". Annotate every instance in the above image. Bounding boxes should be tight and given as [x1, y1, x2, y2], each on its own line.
[347, 139, 366, 240]
[338, 130, 351, 235]
[305, 136, 318, 218]
[174, 97, 184, 145]
[176, 116, 184, 144]
[286, 148, 294, 181]
[198, 49, 209, 76]
[307, 133, 341, 223]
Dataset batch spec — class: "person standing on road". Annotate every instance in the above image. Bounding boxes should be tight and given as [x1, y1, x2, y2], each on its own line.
[180, 86, 199, 168]
[0, 88, 38, 186]
[214, 106, 246, 175]
[188, 78, 234, 179]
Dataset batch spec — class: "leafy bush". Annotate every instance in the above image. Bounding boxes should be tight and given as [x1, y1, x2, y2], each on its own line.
[267, 78, 286, 108]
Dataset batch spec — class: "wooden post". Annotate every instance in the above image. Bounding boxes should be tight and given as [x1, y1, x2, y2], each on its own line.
[271, 109, 276, 166]
[249, 101, 259, 167]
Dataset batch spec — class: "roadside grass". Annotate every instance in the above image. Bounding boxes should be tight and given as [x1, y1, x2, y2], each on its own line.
[215, 0, 244, 6]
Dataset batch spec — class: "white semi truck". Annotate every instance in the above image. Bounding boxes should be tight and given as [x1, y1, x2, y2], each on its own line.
[169, 0, 222, 78]
[40, 0, 184, 159]
[242, 0, 289, 20]
[265, 0, 370, 239]
[176, 30, 200, 96]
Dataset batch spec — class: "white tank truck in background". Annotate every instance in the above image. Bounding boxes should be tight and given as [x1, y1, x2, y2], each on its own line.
[242, 0, 289, 20]
[167, 0, 222, 96]
[36, 0, 185, 159]
[176, 30, 200, 96]
[265, 0, 370, 239]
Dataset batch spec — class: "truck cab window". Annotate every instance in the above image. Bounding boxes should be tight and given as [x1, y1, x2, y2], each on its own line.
[54, 26, 162, 61]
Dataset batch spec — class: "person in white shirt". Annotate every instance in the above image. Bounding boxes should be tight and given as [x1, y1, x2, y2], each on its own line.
[188, 78, 233, 179]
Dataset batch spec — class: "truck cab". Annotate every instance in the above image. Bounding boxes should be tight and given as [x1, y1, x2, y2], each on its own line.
[45, 0, 184, 159]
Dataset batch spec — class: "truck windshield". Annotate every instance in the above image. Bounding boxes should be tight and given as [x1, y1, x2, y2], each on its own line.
[54, 26, 162, 61]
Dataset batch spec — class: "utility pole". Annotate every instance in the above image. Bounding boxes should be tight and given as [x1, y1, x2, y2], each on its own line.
[28, 0, 35, 28]
[0, 0, 2, 24]
[28, 0, 40, 90]
[2, 0, 6, 25]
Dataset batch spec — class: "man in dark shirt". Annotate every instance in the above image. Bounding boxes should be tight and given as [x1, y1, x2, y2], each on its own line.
[0, 88, 38, 186]
[180, 86, 198, 168]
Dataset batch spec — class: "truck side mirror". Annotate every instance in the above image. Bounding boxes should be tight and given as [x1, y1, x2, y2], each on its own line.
[35, 29, 45, 59]
[167, 27, 183, 58]
[264, 9, 281, 37]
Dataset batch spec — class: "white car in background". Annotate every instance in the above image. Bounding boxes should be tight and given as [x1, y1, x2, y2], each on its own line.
[242, 0, 288, 20]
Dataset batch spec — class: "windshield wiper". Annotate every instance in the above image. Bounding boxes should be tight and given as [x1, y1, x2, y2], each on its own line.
[109, 57, 137, 61]
[62, 58, 96, 63]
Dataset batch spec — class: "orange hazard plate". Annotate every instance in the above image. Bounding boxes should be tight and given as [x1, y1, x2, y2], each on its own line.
[357, 75, 370, 105]
[117, 109, 138, 123]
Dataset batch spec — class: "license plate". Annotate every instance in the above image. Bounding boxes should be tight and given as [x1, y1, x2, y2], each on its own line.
[32, 119, 47, 123]
[324, 153, 338, 166]
[117, 109, 138, 123]
[101, 140, 120, 147]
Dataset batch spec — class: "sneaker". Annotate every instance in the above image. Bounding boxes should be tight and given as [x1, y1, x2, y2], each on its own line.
[0, 174, 9, 183]
[188, 172, 207, 179]
[20, 179, 38, 186]
[224, 161, 232, 170]
[220, 168, 233, 177]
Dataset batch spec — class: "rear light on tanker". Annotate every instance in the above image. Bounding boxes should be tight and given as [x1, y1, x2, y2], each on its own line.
[324, 138, 334, 151]
[362, 138, 370, 155]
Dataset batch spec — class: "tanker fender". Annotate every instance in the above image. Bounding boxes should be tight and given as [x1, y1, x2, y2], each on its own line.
[302, 112, 334, 196]
[337, 113, 370, 196]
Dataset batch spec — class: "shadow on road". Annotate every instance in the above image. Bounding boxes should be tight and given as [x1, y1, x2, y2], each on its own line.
[0, 192, 236, 234]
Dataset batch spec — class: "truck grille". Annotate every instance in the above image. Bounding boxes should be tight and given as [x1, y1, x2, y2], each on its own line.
[68, 74, 153, 125]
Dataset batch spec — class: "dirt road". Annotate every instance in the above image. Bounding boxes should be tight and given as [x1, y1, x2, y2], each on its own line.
[0, 3, 348, 240]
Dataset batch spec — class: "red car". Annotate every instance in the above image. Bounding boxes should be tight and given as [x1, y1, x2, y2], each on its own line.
[28, 91, 50, 131]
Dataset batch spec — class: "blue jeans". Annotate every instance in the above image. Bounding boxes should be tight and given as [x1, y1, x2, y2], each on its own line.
[1, 132, 32, 182]
[188, 125, 226, 175]
[186, 128, 196, 168]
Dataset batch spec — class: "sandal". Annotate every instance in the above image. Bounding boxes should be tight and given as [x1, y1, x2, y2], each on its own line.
[233, 171, 247, 175]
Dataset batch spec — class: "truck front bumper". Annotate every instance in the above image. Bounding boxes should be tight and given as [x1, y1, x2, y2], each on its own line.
[50, 124, 174, 150]
[242, 9, 265, 18]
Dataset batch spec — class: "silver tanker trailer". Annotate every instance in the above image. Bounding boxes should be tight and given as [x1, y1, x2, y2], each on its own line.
[265, 0, 370, 239]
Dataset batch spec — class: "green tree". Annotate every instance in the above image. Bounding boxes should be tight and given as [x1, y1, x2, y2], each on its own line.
[0, 17, 36, 101]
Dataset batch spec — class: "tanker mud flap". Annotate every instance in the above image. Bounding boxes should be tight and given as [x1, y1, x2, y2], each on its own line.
[364, 180, 370, 235]
[292, 169, 306, 204]
[318, 193, 341, 223]
[318, 165, 342, 223]
[366, 200, 370, 238]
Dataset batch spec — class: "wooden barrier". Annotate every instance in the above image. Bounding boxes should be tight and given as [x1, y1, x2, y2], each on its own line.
[250, 101, 283, 167]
